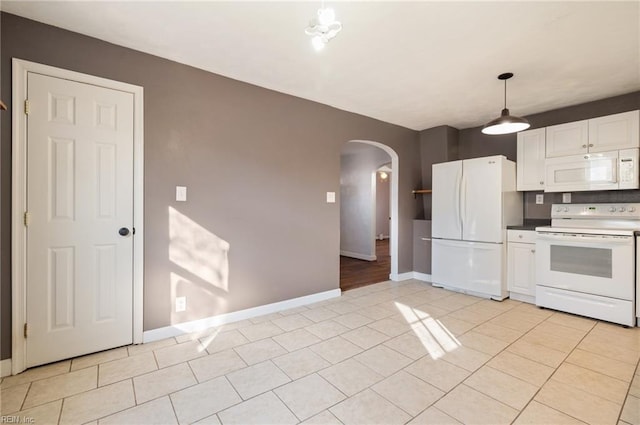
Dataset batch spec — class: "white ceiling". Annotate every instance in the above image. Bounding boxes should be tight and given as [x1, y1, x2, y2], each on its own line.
[3, 1, 639, 131]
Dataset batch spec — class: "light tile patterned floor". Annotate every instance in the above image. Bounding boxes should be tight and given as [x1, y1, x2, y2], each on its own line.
[2, 279, 639, 425]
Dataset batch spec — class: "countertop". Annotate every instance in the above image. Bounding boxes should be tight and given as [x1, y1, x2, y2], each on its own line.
[507, 219, 551, 231]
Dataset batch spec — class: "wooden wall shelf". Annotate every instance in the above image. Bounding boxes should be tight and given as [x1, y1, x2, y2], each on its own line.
[412, 189, 432, 198]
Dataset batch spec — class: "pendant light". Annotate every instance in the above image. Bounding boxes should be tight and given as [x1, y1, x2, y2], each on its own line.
[482, 73, 530, 135]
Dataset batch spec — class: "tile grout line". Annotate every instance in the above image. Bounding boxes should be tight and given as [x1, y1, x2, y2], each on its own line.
[57, 397, 64, 425]
[616, 354, 640, 424]
[17, 381, 32, 413]
[166, 392, 181, 424]
[508, 313, 608, 424]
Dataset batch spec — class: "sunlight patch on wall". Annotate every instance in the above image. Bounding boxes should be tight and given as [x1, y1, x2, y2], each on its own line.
[169, 206, 230, 291]
[395, 302, 461, 359]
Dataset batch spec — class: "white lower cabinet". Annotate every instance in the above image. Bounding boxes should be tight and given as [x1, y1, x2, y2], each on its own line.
[507, 230, 536, 303]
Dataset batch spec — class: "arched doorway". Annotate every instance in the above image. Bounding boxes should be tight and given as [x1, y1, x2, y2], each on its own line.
[339, 140, 399, 290]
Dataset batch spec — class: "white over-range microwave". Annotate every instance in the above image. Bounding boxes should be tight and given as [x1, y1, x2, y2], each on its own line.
[544, 148, 639, 192]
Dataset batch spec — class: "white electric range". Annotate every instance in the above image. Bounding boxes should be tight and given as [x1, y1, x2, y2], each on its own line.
[536, 203, 640, 327]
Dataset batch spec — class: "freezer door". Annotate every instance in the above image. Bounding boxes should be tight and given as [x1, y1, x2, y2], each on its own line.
[432, 161, 462, 240]
[462, 157, 503, 243]
[431, 239, 506, 299]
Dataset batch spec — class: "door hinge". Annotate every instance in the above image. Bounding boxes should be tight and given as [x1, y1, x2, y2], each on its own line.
[24, 99, 30, 115]
[23, 323, 28, 338]
[24, 211, 31, 227]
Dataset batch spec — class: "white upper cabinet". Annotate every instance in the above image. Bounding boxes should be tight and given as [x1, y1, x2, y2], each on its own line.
[588, 110, 640, 153]
[545, 120, 589, 157]
[545, 110, 639, 157]
[517, 128, 546, 191]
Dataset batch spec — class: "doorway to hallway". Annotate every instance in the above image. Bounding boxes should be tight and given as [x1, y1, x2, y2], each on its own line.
[339, 239, 390, 291]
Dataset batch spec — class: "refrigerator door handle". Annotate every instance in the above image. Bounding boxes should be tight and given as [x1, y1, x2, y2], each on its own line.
[456, 168, 463, 235]
[460, 172, 466, 234]
[433, 239, 502, 249]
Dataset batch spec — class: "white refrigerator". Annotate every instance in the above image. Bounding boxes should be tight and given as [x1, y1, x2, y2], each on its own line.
[431, 155, 522, 300]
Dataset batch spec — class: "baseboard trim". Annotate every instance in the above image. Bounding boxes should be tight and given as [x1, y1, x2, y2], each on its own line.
[509, 292, 535, 304]
[390, 271, 432, 282]
[1, 358, 12, 377]
[340, 250, 376, 261]
[412, 272, 432, 282]
[143, 288, 341, 343]
[390, 272, 413, 281]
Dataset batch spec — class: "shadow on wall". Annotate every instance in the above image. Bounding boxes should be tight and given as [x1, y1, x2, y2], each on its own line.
[168, 206, 230, 325]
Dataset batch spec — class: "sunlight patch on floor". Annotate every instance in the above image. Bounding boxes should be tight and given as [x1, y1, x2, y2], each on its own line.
[395, 302, 461, 359]
[198, 329, 222, 352]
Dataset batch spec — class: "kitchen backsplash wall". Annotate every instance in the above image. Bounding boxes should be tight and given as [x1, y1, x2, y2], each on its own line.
[524, 190, 640, 219]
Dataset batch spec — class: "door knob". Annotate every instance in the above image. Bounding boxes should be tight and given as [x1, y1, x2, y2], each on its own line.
[118, 227, 130, 236]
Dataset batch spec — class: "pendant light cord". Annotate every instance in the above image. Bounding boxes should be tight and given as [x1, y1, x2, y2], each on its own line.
[504, 79, 507, 109]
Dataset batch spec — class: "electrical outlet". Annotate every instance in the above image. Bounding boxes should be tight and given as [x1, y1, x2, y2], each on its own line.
[535, 194, 544, 205]
[176, 296, 186, 312]
[562, 193, 571, 203]
[326, 192, 336, 203]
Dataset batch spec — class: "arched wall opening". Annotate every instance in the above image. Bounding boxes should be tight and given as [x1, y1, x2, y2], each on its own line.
[340, 140, 399, 280]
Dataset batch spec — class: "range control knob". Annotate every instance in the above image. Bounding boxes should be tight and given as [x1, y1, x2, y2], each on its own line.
[619, 207, 626, 212]
[629, 207, 636, 212]
[563, 207, 569, 212]
[609, 207, 617, 212]
[556, 207, 562, 212]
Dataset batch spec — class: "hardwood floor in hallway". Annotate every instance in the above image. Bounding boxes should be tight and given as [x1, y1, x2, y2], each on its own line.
[340, 239, 390, 292]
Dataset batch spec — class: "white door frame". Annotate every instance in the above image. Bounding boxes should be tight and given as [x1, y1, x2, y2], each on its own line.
[11, 59, 144, 374]
[346, 140, 399, 279]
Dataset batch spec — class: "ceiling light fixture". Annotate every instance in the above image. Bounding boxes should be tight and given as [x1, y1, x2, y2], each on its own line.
[305, 4, 342, 51]
[482, 72, 530, 135]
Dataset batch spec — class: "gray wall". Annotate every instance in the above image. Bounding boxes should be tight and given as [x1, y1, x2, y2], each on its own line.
[418, 125, 458, 219]
[340, 145, 390, 258]
[0, 13, 421, 360]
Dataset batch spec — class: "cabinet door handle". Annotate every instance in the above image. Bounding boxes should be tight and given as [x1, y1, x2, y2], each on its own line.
[539, 181, 544, 185]
[531, 249, 536, 253]
[421, 237, 431, 241]
[589, 144, 594, 147]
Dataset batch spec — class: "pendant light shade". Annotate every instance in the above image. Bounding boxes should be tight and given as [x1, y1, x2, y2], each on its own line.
[482, 73, 530, 135]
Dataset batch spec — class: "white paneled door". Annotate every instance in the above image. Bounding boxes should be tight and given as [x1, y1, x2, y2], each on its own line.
[26, 72, 134, 367]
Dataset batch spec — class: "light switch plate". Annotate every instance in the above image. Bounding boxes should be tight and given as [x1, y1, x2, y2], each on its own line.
[176, 296, 186, 312]
[562, 193, 571, 203]
[326, 192, 336, 203]
[536, 194, 544, 205]
[176, 186, 187, 202]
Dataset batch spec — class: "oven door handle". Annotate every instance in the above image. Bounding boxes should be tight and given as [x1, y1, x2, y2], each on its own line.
[536, 233, 632, 244]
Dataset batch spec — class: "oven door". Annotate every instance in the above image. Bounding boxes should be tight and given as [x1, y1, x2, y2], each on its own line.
[536, 232, 635, 300]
